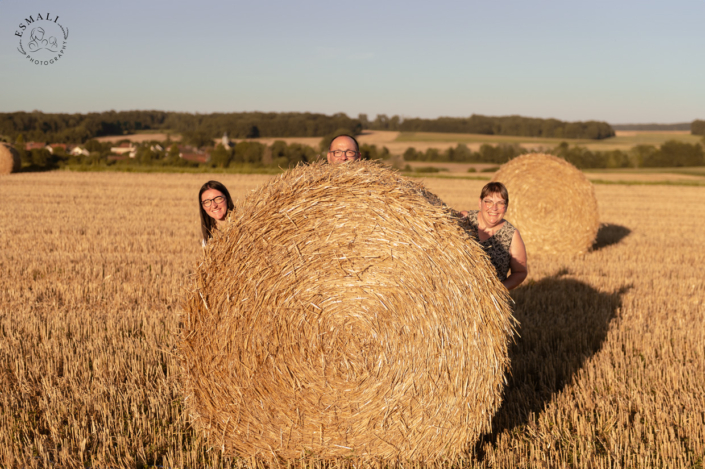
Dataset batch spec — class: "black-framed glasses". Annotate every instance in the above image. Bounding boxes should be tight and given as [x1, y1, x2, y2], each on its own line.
[202, 195, 226, 208]
[328, 150, 360, 158]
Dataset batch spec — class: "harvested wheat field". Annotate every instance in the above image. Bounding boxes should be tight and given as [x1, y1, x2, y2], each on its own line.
[0, 170, 703, 468]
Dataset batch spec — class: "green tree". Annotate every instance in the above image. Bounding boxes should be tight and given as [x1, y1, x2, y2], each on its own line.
[164, 144, 181, 165]
[691, 119, 705, 136]
[182, 130, 213, 148]
[649, 140, 705, 167]
[602, 150, 631, 168]
[359, 144, 380, 160]
[446, 144, 473, 162]
[137, 147, 155, 165]
[84, 139, 103, 152]
[31, 149, 51, 168]
[233, 141, 265, 165]
[403, 147, 420, 161]
[424, 148, 442, 161]
[210, 144, 231, 168]
[628, 145, 657, 168]
[286, 143, 316, 165]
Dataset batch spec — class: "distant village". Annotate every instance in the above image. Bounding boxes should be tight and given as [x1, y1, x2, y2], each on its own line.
[20, 133, 240, 164]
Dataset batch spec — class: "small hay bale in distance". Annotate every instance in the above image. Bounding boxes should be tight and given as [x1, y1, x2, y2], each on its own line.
[0, 143, 21, 175]
[491, 153, 599, 255]
[180, 161, 514, 463]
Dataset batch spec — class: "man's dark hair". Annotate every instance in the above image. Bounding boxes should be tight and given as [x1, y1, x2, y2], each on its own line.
[328, 134, 360, 152]
[480, 181, 509, 206]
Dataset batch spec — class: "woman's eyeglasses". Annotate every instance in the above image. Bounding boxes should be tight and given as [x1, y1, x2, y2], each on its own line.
[482, 199, 506, 209]
[202, 195, 226, 208]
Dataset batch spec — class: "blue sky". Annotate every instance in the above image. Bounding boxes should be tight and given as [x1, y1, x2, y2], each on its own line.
[1, 0, 704, 124]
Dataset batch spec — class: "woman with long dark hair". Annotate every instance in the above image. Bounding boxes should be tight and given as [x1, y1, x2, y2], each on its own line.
[199, 180, 235, 246]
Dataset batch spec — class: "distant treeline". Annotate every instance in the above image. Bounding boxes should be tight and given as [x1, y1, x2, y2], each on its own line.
[0, 111, 362, 144]
[553, 141, 705, 169]
[4, 110, 704, 149]
[692, 120, 705, 136]
[363, 114, 615, 140]
[13, 138, 389, 172]
[403, 140, 705, 169]
[14, 135, 704, 172]
[611, 123, 692, 131]
[403, 144, 528, 165]
[2, 110, 618, 145]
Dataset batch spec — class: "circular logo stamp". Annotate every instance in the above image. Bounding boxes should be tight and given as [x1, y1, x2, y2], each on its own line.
[15, 13, 69, 65]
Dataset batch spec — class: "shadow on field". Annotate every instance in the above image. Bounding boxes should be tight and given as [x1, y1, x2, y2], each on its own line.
[474, 270, 630, 459]
[592, 223, 631, 251]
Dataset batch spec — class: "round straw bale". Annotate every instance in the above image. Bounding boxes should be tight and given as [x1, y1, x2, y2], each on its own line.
[180, 161, 514, 463]
[491, 153, 599, 255]
[0, 143, 21, 175]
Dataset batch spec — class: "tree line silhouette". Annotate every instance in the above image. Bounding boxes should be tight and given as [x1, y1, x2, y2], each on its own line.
[363, 114, 616, 139]
[0, 110, 627, 144]
[402, 140, 705, 168]
[0, 111, 362, 144]
[10, 136, 393, 172]
[3, 111, 703, 145]
[15, 136, 703, 172]
[692, 120, 705, 136]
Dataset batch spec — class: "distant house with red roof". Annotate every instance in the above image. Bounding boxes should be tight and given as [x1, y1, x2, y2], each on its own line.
[111, 142, 137, 158]
[46, 143, 68, 154]
[70, 146, 90, 157]
[25, 142, 47, 150]
[178, 145, 210, 163]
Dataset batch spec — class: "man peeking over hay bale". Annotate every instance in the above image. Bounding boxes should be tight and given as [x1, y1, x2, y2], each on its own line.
[180, 161, 515, 463]
[492, 153, 599, 255]
[0, 143, 21, 175]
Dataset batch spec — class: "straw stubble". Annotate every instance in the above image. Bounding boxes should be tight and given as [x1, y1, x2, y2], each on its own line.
[180, 161, 515, 463]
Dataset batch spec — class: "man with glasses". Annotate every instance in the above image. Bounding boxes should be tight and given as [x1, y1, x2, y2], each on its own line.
[326, 134, 361, 164]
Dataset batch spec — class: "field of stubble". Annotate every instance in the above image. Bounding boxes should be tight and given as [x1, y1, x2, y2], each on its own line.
[0, 171, 703, 468]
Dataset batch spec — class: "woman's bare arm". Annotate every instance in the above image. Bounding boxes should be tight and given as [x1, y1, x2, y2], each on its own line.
[503, 229, 528, 291]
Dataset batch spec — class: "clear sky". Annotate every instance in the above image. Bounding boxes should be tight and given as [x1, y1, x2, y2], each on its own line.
[1, 0, 704, 124]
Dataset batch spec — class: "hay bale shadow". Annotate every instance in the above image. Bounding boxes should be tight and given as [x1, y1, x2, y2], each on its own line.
[474, 271, 630, 457]
[592, 223, 631, 251]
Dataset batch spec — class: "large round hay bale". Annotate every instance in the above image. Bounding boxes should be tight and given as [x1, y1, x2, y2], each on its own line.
[491, 153, 599, 255]
[180, 161, 514, 464]
[0, 143, 21, 174]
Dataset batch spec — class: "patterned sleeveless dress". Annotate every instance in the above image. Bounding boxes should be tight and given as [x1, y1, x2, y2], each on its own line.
[465, 210, 516, 281]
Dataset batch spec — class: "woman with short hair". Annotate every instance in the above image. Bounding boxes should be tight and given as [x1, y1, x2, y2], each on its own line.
[199, 180, 235, 246]
[462, 182, 528, 290]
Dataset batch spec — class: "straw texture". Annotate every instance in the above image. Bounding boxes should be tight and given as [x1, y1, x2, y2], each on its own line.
[180, 161, 515, 464]
[492, 153, 599, 255]
[0, 144, 21, 175]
